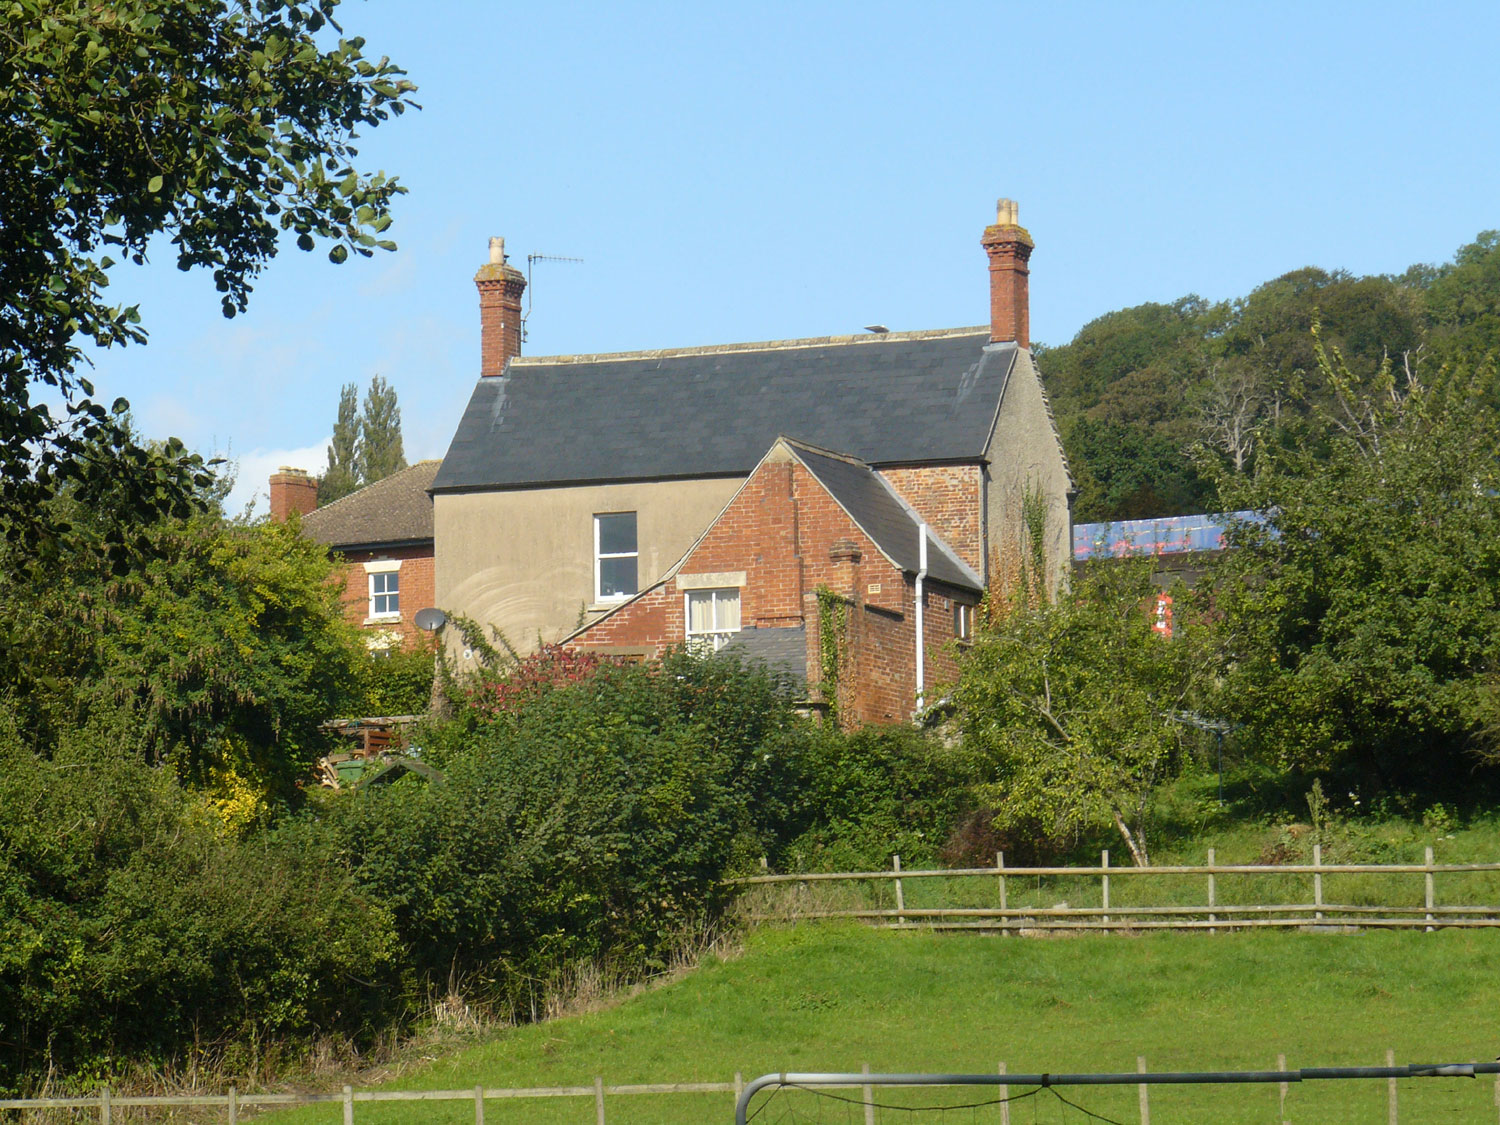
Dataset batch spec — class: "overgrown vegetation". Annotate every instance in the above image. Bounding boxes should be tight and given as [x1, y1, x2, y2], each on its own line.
[1040, 233, 1500, 521]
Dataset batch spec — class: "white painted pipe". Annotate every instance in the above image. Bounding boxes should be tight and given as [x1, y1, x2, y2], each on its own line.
[915, 523, 928, 713]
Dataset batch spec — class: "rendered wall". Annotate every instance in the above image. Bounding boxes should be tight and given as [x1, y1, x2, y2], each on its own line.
[434, 478, 742, 658]
[986, 348, 1074, 599]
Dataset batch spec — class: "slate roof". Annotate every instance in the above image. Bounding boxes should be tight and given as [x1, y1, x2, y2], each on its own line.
[785, 440, 983, 593]
[720, 625, 807, 685]
[432, 329, 1016, 492]
[300, 461, 440, 551]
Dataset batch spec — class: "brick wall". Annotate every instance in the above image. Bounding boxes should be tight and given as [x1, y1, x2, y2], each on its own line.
[570, 450, 980, 724]
[880, 464, 985, 575]
[334, 544, 436, 650]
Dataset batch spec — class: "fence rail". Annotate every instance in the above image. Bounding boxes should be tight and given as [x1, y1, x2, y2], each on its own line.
[730, 846, 1500, 932]
[0, 1076, 746, 1122]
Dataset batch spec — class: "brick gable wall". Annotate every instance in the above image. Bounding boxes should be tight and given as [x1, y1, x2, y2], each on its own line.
[570, 451, 978, 724]
[880, 464, 984, 576]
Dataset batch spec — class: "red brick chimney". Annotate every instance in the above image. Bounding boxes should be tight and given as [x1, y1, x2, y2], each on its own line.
[475, 236, 527, 377]
[980, 198, 1034, 348]
[269, 467, 318, 521]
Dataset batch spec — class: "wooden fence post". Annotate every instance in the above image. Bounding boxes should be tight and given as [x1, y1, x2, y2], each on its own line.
[998, 1061, 1011, 1125]
[1137, 1055, 1150, 1125]
[475, 1083, 485, 1125]
[99, 1086, 110, 1125]
[1277, 1053, 1289, 1124]
[1207, 848, 1217, 934]
[228, 1084, 238, 1125]
[1425, 846, 1436, 931]
[997, 851, 1007, 935]
[1102, 850, 1111, 927]
[1313, 845, 1323, 922]
[862, 1062, 875, 1125]
[594, 1075, 606, 1125]
[342, 1084, 354, 1125]
[893, 855, 905, 924]
[1386, 1048, 1397, 1125]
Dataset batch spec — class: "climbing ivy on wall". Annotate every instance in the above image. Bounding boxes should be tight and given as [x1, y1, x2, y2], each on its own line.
[815, 586, 848, 718]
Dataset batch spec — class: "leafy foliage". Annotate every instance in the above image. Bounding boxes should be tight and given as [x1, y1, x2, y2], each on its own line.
[0, 514, 364, 794]
[0, 714, 401, 1094]
[357, 374, 406, 484]
[0, 0, 415, 554]
[317, 375, 407, 502]
[333, 651, 810, 1005]
[318, 381, 361, 504]
[955, 561, 1201, 865]
[1207, 332, 1500, 789]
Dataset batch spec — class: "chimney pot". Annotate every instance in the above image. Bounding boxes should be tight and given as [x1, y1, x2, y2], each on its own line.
[476, 234, 527, 377]
[981, 196, 1034, 348]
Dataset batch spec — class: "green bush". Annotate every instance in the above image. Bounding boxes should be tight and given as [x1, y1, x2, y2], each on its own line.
[0, 711, 402, 1094]
[330, 650, 809, 1010]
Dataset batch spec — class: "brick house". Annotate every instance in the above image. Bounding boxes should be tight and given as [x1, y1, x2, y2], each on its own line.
[270, 461, 440, 650]
[430, 200, 1073, 720]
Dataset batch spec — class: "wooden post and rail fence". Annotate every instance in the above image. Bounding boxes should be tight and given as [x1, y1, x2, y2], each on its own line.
[8, 1058, 1500, 1123]
[730, 846, 1500, 932]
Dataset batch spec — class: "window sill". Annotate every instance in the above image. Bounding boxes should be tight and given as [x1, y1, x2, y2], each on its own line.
[588, 599, 634, 612]
[364, 615, 402, 626]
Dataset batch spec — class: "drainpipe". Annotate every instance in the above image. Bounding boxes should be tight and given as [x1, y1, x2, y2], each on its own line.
[915, 523, 928, 714]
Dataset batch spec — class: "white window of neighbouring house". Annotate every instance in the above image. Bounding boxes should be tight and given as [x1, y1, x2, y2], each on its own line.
[365, 559, 401, 620]
[954, 601, 974, 642]
[595, 512, 639, 601]
[685, 588, 741, 651]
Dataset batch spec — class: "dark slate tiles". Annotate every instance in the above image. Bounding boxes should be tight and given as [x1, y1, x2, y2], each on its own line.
[432, 333, 1014, 492]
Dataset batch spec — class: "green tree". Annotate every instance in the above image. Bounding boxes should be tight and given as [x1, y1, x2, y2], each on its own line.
[1208, 329, 1500, 791]
[0, 0, 415, 552]
[0, 513, 365, 794]
[357, 373, 406, 485]
[954, 561, 1199, 866]
[1422, 231, 1500, 379]
[318, 381, 361, 504]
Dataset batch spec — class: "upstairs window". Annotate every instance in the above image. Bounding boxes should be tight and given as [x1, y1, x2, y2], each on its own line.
[686, 588, 741, 652]
[366, 561, 401, 620]
[954, 601, 974, 642]
[595, 512, 638, 601]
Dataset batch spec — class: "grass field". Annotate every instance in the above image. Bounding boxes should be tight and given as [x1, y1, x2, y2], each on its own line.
[262, 921, 1500, 1125]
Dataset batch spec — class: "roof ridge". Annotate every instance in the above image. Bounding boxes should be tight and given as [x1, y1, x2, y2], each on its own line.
[509, 326, 989, 368]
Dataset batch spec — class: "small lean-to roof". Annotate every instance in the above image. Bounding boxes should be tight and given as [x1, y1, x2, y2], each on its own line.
[783, 440, 983, 593]
[432, 330, 1016, 491]
[300, 461, 440, 551]
[720, 625, 808, 685]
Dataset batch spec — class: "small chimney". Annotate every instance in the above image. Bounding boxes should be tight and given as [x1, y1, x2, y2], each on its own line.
[475, 235, 527, 377]
[269, 467, 318, 521]
[980, 198, 1034, 348]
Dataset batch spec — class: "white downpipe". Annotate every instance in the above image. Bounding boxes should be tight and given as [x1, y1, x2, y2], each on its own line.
[915, 523, 928, 714]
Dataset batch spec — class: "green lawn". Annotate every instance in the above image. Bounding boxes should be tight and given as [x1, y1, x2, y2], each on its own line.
[265, 922, 1500, 1124]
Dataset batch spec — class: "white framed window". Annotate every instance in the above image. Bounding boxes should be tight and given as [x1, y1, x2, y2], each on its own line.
[364, 559, 401, 621]
[685, 587, 741, 652]
[595, 512, 639, 601]
[954, 602, 974, 642]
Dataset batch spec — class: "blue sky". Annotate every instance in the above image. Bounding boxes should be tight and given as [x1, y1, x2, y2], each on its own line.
[83, 1, 1500, 514]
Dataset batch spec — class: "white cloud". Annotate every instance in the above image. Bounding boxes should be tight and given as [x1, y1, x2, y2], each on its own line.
[221, 441, 328, 519]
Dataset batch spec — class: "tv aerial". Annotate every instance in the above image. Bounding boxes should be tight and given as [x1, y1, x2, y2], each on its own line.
[522, 252, 583, 341]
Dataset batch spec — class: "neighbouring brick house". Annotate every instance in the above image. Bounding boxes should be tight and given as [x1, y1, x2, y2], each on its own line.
[270, 461, 440, 650]
[430, 200, 1073, 721]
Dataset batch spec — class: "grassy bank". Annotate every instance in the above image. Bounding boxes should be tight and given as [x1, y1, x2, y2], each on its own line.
[263, 922, 1500, 1124]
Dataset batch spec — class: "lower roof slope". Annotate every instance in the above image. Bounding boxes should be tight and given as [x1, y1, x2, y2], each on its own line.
[300, 460, 440, 551]
[432, 330, 1015, 491]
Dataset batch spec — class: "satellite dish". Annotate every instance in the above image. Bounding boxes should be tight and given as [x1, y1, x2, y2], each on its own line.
[414, 607, 447, 632]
